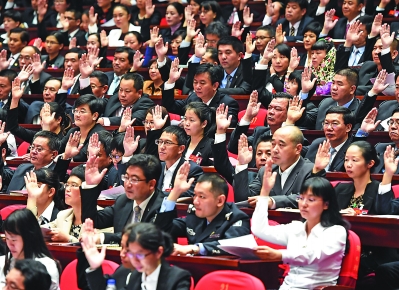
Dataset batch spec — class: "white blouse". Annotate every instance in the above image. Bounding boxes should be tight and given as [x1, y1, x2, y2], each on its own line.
[251, 197, 346, 290]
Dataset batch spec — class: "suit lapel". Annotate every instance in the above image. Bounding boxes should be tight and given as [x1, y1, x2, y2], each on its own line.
[157, 163, 166, 190]
[119, 199, 133, 229]
[281, 158, 304, 195]
[195, 205, 228, 242]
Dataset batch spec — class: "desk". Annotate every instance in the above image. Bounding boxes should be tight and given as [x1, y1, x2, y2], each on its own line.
[48, 245, 280, 288]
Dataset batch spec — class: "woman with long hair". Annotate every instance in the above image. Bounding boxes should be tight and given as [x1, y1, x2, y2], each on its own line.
[0, 209, 60, 289]
[252, 158, 349, 289]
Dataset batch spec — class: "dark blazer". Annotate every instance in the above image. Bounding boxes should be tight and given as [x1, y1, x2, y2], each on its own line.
[58, 124, 106, 162]
[233, 157, 325, 208]
[62, 29, 87, 47]
[228, 124, 271, 156]
[130, 7, 161, 42]
[211, 140, 257, 185]
[373, 142, 399, 174]
[158, 159, 203, 197]
[324, 17, 349, 39]
[85, 264, 131, 290]
[154, 202, 250, 255]
[161, 88, 239, 127]
[182, 136, 214, 166]
[105, 71, 116, 87]
[160, 24, 185, 44]
[2, 97, 29, 128]
[103, 93, 155, 126]
[81, 185, 165, 244]
[41, 54, 64, 69]
[276, 15, 314, 42]
[306, 1, 340, 24]
[22, 71, 52, 95]
[375, 188, 399, 215]
[335, 180, 393, 214]
[376, 100, 399, 131]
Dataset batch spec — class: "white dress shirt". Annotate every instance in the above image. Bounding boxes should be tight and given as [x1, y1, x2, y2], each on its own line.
[141, 264, 161, 290]
[39, 201, 55, 224]
[132, 192, 155, 223]
[279, 156, 301, 189]
[162, 158, 181, 191]
[252, 197, 346, 290]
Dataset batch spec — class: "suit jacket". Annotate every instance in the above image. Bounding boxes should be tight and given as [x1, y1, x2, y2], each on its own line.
[162, 88, 239, 127]
[85, 264, 131, 290]
[1, 97, 29, 127]
[325, 17, 349, 39]
[5, 159, 70, 193]
[182, 136, 214, 166]
[105, 71, 116, 87]
[24, 71, 52, 95]
[41, 54, 64, 69]
[335, 180, 393, 214]
[375, 187, 399, 215]
[373, 142, 399, 174]
[62, 29, 87, 47]
[233, 157, 325, 208]
[158, 159, 203, 197]
[103, 93, 155, 126]
[276, 16, 314, 42]
[81, 185, 164, 244]
[45, 208, 79, 242]
[154, 202, 250, 255]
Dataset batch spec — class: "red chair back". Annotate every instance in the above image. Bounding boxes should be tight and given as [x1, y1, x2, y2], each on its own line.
[251, 219, 286, 250]
[392, 185, 399, 198]
[0, 205, 26, 220]
[60, 259, 119, 290]
[194, 270, 265, 290]
[337, 230, 361, 288]
[238, 109, 267, 129]
[17, 141, 30, 156]
[226, 182, 235, 203]
[330, 180, 352, 187]
[169, 113, 181, 122]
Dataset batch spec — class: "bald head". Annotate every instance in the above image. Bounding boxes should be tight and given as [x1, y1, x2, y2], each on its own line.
[274, 126, 304, 145]
[271, 126, 303, 170]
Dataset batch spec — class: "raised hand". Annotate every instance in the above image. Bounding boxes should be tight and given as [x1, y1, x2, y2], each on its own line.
[149, 26, 160, 47]
[243, 90, 261, 122]
[275, 23, 285, 44]
[184, 4, 194, 22]
[370, 13, 383, 38]
[260, 38, 275, 64]
[88, 133, 101, 158]
[345, 20, 363, 47]
[85, 154, 108, 186]
[100, 30, 109, 47]
[170, 161, 194, 200]
[186, 19, 200, 41]
[155, 37, 168, 59]
[31, 53, 46, 77]
[322, 9, 338, 34]
[167, 57, 183, 84]
[123, 126, 140, 156]
[61, 67, 75, 90]
[243, 6, 253, 26]
[239, 0, 248, 10]
[88, 6, 98, 26]
[145, 0, 155, 19]
[266, 0, 273, 17]
[319, 0, 331, 6]
[288, 47, 300, 72]
[69, 37, 77, 49]
[380, 23, 394, 49]
[37, 0, 48, 19]
[87, 46, 103, 68]
[24, 171, 45, 199]
[313, 139, 331, 172]
[383, 145, 399, 178]
[64, 131, 83, 159]
[194, 32, 207, 58]
[131, 50, 144, 72]
[119, 107, 135, 132]
[301, 67, 317, 93]
[260, 159, 277, 196]
[79, 53, 94, 79]
[40, 103, 55, 131]
[237, 134, 253, 166]
[152, 105, 169, 129]
[245, 33, 255, 54]
[216, 103, 232, 134]
[33, 38, 42, 50]
[81, 220, 106, 269]
[11, 77, 24, 101]
[0, 50, 10, 70]
[60, 13, 69, 31]
[0, 121, 10, 146]
[286, 95, 305, 125]
[18, 64, 34, 82]
[231, 21, 244, 38]
[370, 69, 389, 95]
[360, 108, 381, 133]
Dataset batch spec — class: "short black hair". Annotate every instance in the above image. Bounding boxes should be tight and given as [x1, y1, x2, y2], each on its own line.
[217, 36, 244, 54]
[111, 133, 125, 154]
[97, 130, 113, 156]
[275, 43, 291, 59]
[121, 72, 144, 91]
[205, 21, 229, 38]
[115, 46, 135, 64]
[74, 94, 105, 119]
[287, 0, 308, 10]
[256, 25, 276, 38]
[65, 8, 82, 21]
[65, 47, 85, 59]
[163, 125, 187, 145]
[14, 259, 52, 290]
[205, 47, 219, 64]
[200, 1, 223, 22]
[358, 15, 373, 35]
[33, 131, 61, 151]
[171, 29, 187, 42]
[311, 39, 334, 53]
[197, 173, 228, 198]
[335, 68, 359, 87]
[325, 106, 355, 128]
[9, 27, 29, 44]
[392, 107, 399, 116]
[70, 164, 85, 182]
[126, 154, 162, 184]
[194, 63, 224, 84]
[255, 134, 272, 152]
[125, 31, 144, 45]
[0, 69, 17, 85]
[90, 71, 109, 86]
[288, 70, 317, 96]
[3, 10, 22, 23]
[303, 21, 322, 37]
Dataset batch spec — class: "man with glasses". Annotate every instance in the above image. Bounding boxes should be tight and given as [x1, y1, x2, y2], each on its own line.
[58, 47, 85, 95]
[374, 74, 399, 131]
[81, 153, 165, 244]
[156, 126, 202, 197]
[60, 8, 87, 46]
[1, 131, 70, 193]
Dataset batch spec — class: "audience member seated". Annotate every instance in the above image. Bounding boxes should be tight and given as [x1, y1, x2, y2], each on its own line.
[58, 94, 106, 162]
[262, 0, 285, 27]
[62, 8, 88, 47]
[130, 0, 161, 41]
[73, 32, 112, 69]
[233, 126, 325, 208]
[155, 168, 250, 256]
[79, 71, 110, 102]
[2, 131, 70, 193]
[91, 1, 115, 27]
[159, 2, 186, 44]
[252, 175, 348, 289]
[4, 28, 29, 69]
[375, 73, 399, 130]
[249, 25, 276, 65]
[81, 154, 164, 244]
[123, 31, 144, 52]
[0, 10, 23, 47]
[0, 209, 60, 290]
[42, 31, 66, 69]
[169, 30, 186, 59]
[198, 1, 224, 35]
[143, 58, 174, 95]
[0, 70, 27, 124]
[60, 47, 85, 94]
[5, 259, 52, 290]
[299, 22, 322, 66]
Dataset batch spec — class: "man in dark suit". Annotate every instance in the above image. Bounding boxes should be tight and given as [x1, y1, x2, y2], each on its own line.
[105, 47, 134, 96]
[234, 126, 325, 208]
[275, 0, 313, 42]
[2, 131, 70, 193]
[62, 48, 85, 95]
[6, 28, 29, 69]
[155, 169, 250, 256]
[79, 71, 109, 100]
[60, 9, 87, 47]
[161, 61, 239, 127]
[97, 72, 155, 126]
[375, 74, 399, 131]
[81, 154, 165, 244]
[157, 126, 203, 197]
[306, 0, 340, 25]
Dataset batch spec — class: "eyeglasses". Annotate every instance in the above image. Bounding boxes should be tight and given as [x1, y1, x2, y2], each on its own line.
[388, 119, 399, 126]
[45, 40, 59, 45]
[155, 139, 180, 146]
[126, 251, 152, 260]
[322, 121, 341, 129]
[110, 154, 120, 160]
[121, 175, 147, 184]
[255, 36, 272, 41]
[29, 145, 51, 153]
[142, 120, 154, 126]
[65, 182, 80, 189]
[72, 109, 90, 115]
[18, 55, 31, 61]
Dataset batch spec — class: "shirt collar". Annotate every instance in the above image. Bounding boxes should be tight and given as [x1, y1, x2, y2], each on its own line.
[354, 46, 365, 53]
[341, 98, 354, 108]
[165, 157, 181, 173]
[141, 263, 161, 287]
[69, 28, 80, 38]
[224, 67, 238, 79]
[133, 191, 155, 212]
[347, 15, 361, 25]
[279, 156, 300, 175]
[289, 20, 301, 30]
[333, 139, 348, 153]
[43, 161, 54, 168]
[40, 201, 55, 222]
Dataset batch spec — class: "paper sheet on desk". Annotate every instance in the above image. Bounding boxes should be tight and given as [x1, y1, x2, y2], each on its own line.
[218, 235, 260, 259]
[98, 186, 125, 200]
[9, 190, 27, 195]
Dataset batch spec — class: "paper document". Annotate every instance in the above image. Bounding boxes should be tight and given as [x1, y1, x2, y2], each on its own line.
[98, 186, 125, 200]
[218, 235, 260, 259]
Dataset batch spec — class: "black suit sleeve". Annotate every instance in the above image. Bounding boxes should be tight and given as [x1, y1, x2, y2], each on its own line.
[178, 42, 193, 65]
[29, 79, 42, 94]
[334, 45, 351, 71]
[153, 209, 187, 239]
[6, 107, 37, 143]
[161, 86, 188, 115]
[227, 124, 251, 154]
[375, 191, 399, 215]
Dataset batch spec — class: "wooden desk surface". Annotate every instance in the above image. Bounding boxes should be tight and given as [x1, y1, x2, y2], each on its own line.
[47, 245, 280, 288]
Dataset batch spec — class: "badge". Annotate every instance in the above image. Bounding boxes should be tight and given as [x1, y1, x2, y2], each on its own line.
[209, 233, 220, 239]
[187, 204, 196, 213]
[212, 249, 220, 254]
[233, 220, 242, 227]
[225, 212, 233, 221]
[186, 227, 195, 236]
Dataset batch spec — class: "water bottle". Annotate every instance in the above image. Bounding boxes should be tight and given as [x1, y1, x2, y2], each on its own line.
[105, 279, 117, 290]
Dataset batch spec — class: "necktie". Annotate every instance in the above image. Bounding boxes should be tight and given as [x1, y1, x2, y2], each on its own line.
[225, 75, 232, 88]
[350, 49, 359, 66]
[107, 76, 120, 95]
[133, 206, 141, 223]
[0, 101, 4, 108]
[290, 26, 295, 36]
[228, 7, 237, 25]
[394, 148, 399, 158]
[38, 216, 49, 225]
[345, 24, 350, 39]
[327, 147, 337, 172]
